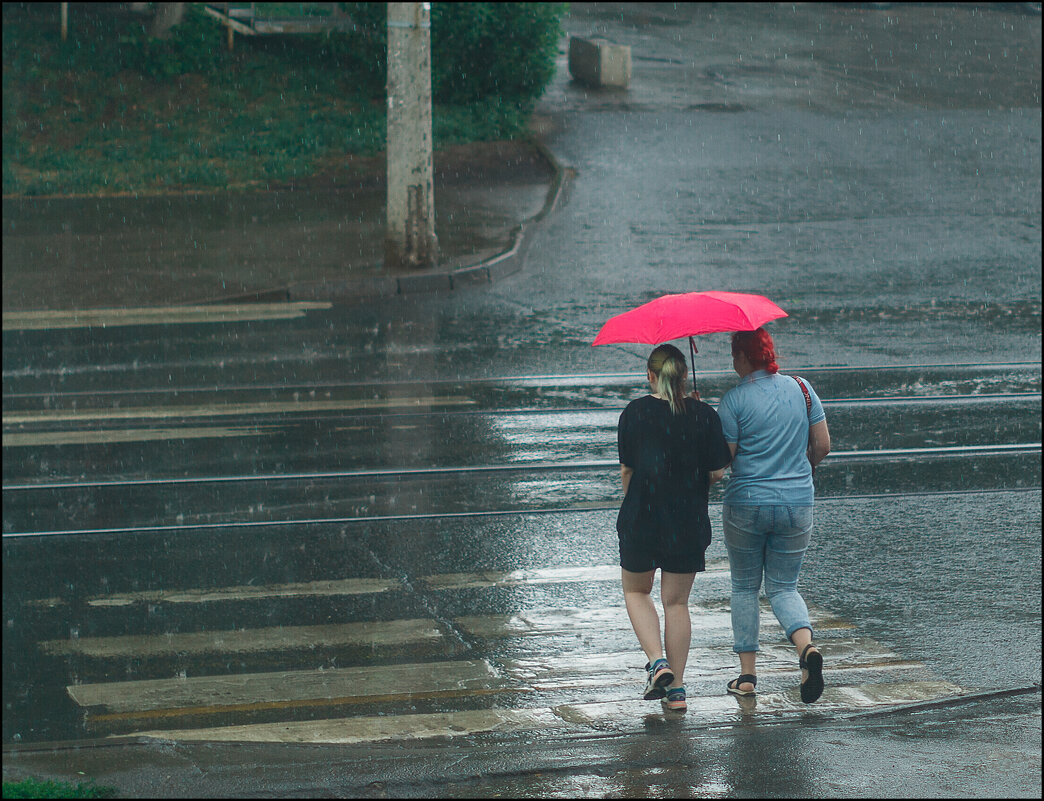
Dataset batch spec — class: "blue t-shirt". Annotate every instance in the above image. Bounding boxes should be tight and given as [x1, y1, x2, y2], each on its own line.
[717, 370, 826, 506]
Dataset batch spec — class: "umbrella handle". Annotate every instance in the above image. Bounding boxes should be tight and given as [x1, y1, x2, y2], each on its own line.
[688, 336, 698, 396]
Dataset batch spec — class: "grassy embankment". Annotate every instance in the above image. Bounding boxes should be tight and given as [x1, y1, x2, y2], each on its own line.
[2, 4, 532, 196]
[1, 777, 117, 799]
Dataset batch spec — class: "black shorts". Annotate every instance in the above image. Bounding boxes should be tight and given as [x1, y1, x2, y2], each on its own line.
[619, 540, 706, 574]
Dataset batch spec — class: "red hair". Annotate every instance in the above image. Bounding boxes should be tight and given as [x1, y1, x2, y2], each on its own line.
[731, 327, 779, 374]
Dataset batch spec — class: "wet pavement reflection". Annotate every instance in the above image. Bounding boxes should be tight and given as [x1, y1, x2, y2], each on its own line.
[2, 2, 1040, 795]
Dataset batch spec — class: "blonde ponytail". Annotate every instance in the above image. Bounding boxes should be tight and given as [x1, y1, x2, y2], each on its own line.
[648, 344, 687, 415]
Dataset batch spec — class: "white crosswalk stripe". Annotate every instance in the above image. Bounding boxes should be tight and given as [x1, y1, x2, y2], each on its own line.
[42, 619, 448, 659]
[132, 681, 965, 744]
[68, 659, 504, 717]
[41, 562, 969, 743]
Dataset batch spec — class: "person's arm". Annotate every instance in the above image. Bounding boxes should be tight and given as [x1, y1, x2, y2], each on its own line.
[621, 464, 634, 495]
[712, 442, 738, 484]
[714, 395, 739, 474]
[703, 404, 733, 486]
[808, 419, 831, 468]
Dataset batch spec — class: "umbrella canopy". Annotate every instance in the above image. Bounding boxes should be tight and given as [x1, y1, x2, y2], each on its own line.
[592, 291, 787, 346]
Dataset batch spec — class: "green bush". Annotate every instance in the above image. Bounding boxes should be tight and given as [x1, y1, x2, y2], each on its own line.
[432, 3, 564, 107]
[163, 157, 230, 188]
[2, 777, 117, 799]
[1, 2, 559, 195]
[329, 2, 564, 107]
[122, 5, 225, 79]
[327, 3, 387, 95]
[433, 98, 529, 146]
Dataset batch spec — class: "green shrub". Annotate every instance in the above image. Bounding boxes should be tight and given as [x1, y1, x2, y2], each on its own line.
[327, 3, 387, 96]
[433, 98, 530, 146]
[2, 777, 117, 799]
[121, 5, 225, 79]
[329, 2, 564, 107]
[1, 3, 559, 195]
[162, 157, 230, 188]
[432, 3, 564, 107]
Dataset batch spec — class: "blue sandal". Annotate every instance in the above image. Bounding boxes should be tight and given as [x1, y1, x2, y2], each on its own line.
[663, 686, 687, 712]
[644, 658, 674, 700]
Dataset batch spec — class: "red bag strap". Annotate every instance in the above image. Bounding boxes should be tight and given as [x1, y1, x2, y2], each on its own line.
[792, 375, 812, 417]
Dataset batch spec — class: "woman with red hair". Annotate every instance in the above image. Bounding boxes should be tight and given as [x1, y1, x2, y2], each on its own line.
[717, 327, 831, 703]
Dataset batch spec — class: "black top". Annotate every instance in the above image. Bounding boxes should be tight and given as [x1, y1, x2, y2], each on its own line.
[617, 395, 732, 554]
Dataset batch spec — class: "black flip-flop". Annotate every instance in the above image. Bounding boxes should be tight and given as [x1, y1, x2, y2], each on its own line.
[800, 643, 824, 703]
[726, 673, 757, 696]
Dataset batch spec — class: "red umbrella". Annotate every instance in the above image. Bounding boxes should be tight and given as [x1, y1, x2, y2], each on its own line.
[592, 290, 788, 385]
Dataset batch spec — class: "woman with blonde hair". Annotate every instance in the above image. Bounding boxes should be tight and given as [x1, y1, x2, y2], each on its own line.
[617, 343, 732, 712]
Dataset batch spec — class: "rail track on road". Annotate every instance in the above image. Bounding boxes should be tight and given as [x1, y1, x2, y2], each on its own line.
[3, 362, 1040, 537]
[3, 361, 1040, 746]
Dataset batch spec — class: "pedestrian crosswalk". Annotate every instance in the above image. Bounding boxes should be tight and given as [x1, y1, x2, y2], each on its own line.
[42, 618, 450, 660]
[140, 706, 570, 745]
[129, 679, 968, 744]
[31, 560, 967, 744]
[69, 659, 504, 720]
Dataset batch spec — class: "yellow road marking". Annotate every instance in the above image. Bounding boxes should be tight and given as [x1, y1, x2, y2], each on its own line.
[422, 560, 730, 590]
[94, 660, 929, 727]
[2, 303, 332, 331]
[42, 619, 445, 659]
[134, 706, 564, 743]
[27, 565, 695, 609]
[456, 607, 726, 639]
[2, 426, 268, 447]
[91, 687, 513, 724]
[68, 659, 502, 715]
[551, 681, 966, 728]
[132, 681, 964, 743]
[2, 395, 474, 424]
[79, 577, 401, 608]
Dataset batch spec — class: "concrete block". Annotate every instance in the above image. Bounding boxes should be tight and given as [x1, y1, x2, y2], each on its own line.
[568, 36, 632, 89]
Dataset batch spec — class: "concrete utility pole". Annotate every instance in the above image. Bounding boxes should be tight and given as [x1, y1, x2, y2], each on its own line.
[385, 2, 437, 271]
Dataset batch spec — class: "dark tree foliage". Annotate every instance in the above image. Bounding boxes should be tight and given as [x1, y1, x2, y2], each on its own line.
[330, 2, 387, 92]
[122, 3, 563, 107]
[431, 3, 564, 106]
[335, 2, 564, 107]
[123, 4, 225, 78]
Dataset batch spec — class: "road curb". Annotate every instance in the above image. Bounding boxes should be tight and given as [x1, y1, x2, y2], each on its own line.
[212, 138, 571, 306]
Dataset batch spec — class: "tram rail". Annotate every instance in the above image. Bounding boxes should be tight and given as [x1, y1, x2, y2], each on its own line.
[4, 360, 1040, 391]
[3, 441, 1040, 494]
[4, 487, 1040, 539]
[4, 365, 1040, 539]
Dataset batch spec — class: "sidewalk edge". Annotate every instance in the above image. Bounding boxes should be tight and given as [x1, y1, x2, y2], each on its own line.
[212, 138, 571, 306]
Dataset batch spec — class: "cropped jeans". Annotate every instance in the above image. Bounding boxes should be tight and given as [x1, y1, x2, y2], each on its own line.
[723, 504, 814, 654]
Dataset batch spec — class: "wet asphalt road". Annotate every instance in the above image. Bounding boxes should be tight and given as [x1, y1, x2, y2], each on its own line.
[3, 2, 1042, 797]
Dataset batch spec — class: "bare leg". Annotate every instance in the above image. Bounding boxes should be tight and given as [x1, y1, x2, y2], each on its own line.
[737, 651, 757, 692]
[660, 571, 696, 688]
[622, 568, 662, 664]
[790, 626, 818, 682]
